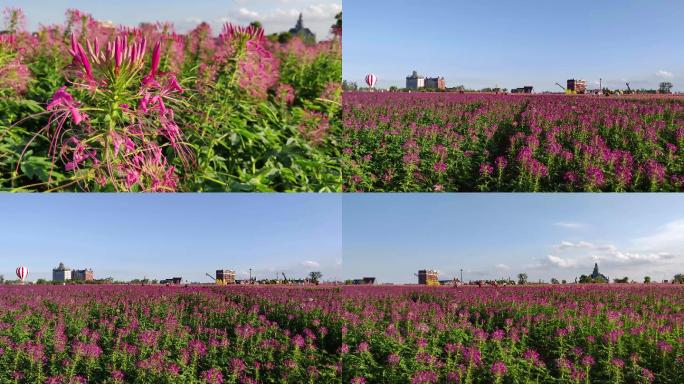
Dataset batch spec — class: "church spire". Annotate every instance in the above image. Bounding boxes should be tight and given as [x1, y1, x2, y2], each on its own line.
[295, 13, 304, 30]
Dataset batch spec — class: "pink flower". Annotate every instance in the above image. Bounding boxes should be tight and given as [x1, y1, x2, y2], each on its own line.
[47, 87, 87, 125]
[143, 41, 162, 85]
[491, 361, 507, 377]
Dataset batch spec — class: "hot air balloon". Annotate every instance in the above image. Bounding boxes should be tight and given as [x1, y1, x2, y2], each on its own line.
[16, 266, 28, 283]
[365, 73, 377, 88]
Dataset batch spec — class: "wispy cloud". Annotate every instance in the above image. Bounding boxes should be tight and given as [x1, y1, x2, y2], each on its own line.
[655, 70, 674, 79]
[553, 222, 584, 229]
[494, 263, 510, 271]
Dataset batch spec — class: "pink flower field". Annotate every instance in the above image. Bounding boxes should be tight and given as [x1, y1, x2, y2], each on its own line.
[341, 285, 684, 383]
[342, 92, 684, 192]
[0, 285, 341, 383]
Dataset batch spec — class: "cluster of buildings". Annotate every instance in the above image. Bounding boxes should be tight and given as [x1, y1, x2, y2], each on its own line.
[52, 262, 94, 282]
[406, 70, 446, 90]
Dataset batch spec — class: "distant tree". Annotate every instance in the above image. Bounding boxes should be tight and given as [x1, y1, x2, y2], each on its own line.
[342, 80, 358, 91]
[309, 271, 322, 284]
[613, 277, 629, 284]
[644, 276, 651, 284]
[517, 273, 528, 285]
[561, 279, 567, 284]
[389, 86, 398, 92]
[36, 278, 47, 284]
[673, 274, 684, 284]
[331, 12, 342, 37]
[249, 21, 263, 30]
[550, 278, 560, 284]
[277, 32, 293, 44]
[334, 12, 342, 29]
[0, 274, 3, 284]
[659, 82, 673, 94]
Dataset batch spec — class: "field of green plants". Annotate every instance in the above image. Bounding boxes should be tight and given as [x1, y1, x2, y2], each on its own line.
[0, 8, 341, 192]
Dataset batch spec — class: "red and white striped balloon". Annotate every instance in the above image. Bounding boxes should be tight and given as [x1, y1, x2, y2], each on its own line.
[365, 73, 377, 88]
[16, 266, 28, 282]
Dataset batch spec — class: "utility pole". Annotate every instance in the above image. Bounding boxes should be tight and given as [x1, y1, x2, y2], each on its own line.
[249, 268, 252, 282]
[599, 78, 602, 93]
[460, 269, 463, 282]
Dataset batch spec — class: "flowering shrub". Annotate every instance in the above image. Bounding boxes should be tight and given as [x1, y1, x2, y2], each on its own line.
[342, 93, 684, 192]
[0, 8, 341, 191]
[342, 285, 684, 383]
[0, 285, 342, 383]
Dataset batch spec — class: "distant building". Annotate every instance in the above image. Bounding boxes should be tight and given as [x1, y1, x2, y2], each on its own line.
[567, 79, 587, 94]
[418, 269, 439, 285]
[52, 262, 72, 282]
[161, 277, 182, 285]
[72, 269, 94, 281]
[352, 277, 376, 285]
[425, 77, 446, 90]
[511, 86, 534, 94]
[406, 70, 426, 90]
[289, 13, 316, 42]
[216, 269, 236, 284]
[590, 263, 609, 282]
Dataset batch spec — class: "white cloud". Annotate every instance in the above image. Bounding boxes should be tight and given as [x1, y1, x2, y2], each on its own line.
[655, 70, 674, 79]
[633, 219, 684, 251]
[554, 222, 583, 229]
[557, 240, 594, 250]
[238, 8, 260, 18]
[300, 260, 320, 269]
[494, 263, 510, 271]
[546, 255, 578, 268]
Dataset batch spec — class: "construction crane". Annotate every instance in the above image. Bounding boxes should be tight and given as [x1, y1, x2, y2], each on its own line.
[205, 272, 226, 285]
[281, 272, 288, 284]
[555, 82, 566, 92]
[626, 82, 632, 94]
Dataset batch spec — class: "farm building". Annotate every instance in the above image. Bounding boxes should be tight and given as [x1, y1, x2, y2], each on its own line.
[216, 269, 236, 284]
[161, 277, 182, 284]
[352, 277, 376, 285]
[567, 79, 587, 94]
[511, 86, 534, 94]
[418, 269, 439, 285]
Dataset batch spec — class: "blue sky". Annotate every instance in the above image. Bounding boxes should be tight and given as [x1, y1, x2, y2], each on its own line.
[343, 194, 684, 284]
[4, 0, 341, 38]
[343, 0, 684, 92]
[0, 194, 341, 283]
